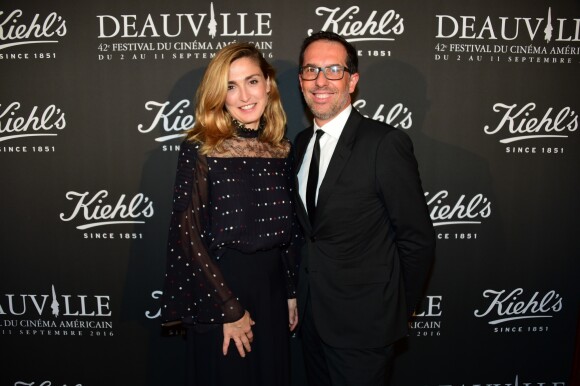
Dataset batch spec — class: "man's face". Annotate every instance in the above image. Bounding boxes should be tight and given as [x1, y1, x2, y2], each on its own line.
[299, 40, 359, 127]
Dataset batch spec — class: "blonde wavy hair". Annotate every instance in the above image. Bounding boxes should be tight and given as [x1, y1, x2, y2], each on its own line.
[186, 42, 287, 154]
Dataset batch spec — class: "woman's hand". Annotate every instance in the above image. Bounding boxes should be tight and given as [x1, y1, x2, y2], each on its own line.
[222, 311, 255, 357]
[288, 298, 298, 332]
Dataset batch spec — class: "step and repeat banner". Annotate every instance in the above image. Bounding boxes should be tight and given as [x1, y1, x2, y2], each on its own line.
[1, 0, 579, 385]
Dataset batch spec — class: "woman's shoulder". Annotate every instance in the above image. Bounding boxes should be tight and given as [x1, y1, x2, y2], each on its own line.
[281, 137, 291, 151]
[178, 138, 207, 160]
[181, 138, 202, 150]
[273, 138, 292, 159]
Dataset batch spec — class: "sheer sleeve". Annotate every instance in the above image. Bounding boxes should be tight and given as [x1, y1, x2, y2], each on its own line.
[161, 140, 245, 326]
[281, 142, 303, 299]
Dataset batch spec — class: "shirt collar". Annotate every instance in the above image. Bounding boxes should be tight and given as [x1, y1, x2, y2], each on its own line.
[313, 104, 352, 140]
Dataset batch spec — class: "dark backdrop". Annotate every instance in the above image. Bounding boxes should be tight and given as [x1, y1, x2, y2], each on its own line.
[1, 0, 579, 385]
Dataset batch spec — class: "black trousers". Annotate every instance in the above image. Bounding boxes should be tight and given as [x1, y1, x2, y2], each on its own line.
[301, 297, 394, 386]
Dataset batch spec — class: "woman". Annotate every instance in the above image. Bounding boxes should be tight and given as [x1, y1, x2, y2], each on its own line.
[161, 42, 300, 386]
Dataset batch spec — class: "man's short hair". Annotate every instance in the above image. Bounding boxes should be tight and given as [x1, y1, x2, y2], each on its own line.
[299, 31, 358, 74]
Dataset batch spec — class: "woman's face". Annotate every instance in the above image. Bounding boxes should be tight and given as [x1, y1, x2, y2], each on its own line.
[225, 57, 271, 129]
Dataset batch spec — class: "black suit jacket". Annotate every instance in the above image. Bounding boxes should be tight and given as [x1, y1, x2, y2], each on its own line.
[295, 108, 435, 348]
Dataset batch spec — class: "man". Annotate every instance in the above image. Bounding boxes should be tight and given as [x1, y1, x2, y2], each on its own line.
[294, 31, 436, 386]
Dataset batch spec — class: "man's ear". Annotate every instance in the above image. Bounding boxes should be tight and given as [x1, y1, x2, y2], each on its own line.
[348, 72, 359, 94]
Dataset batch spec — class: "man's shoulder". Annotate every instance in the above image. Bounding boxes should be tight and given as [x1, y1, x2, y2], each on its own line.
[295, 127, 313, 144]
[356, 113, 399, 139]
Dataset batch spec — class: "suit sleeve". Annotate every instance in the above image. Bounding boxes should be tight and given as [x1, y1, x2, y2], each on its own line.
[375, 129, 436, 317]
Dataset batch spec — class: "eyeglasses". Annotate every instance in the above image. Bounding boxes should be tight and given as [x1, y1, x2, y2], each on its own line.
[299, 65, 350, 80]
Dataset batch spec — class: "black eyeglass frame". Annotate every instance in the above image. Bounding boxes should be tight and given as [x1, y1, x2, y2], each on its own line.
[299, 65, 351, 80]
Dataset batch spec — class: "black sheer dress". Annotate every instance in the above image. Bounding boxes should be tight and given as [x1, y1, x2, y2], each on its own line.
[161, 128, 300, 386]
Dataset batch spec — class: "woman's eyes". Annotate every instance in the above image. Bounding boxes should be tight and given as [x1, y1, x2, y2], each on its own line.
[228, 78, 260, 90]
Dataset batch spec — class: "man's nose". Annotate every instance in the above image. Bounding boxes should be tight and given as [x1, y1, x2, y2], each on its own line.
[314, 70, 329, 87]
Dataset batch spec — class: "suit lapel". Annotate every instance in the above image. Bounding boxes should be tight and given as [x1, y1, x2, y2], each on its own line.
[294, 128, 314, 233]
[315, 109, 362, 222]
[294, 128, 311, 173]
